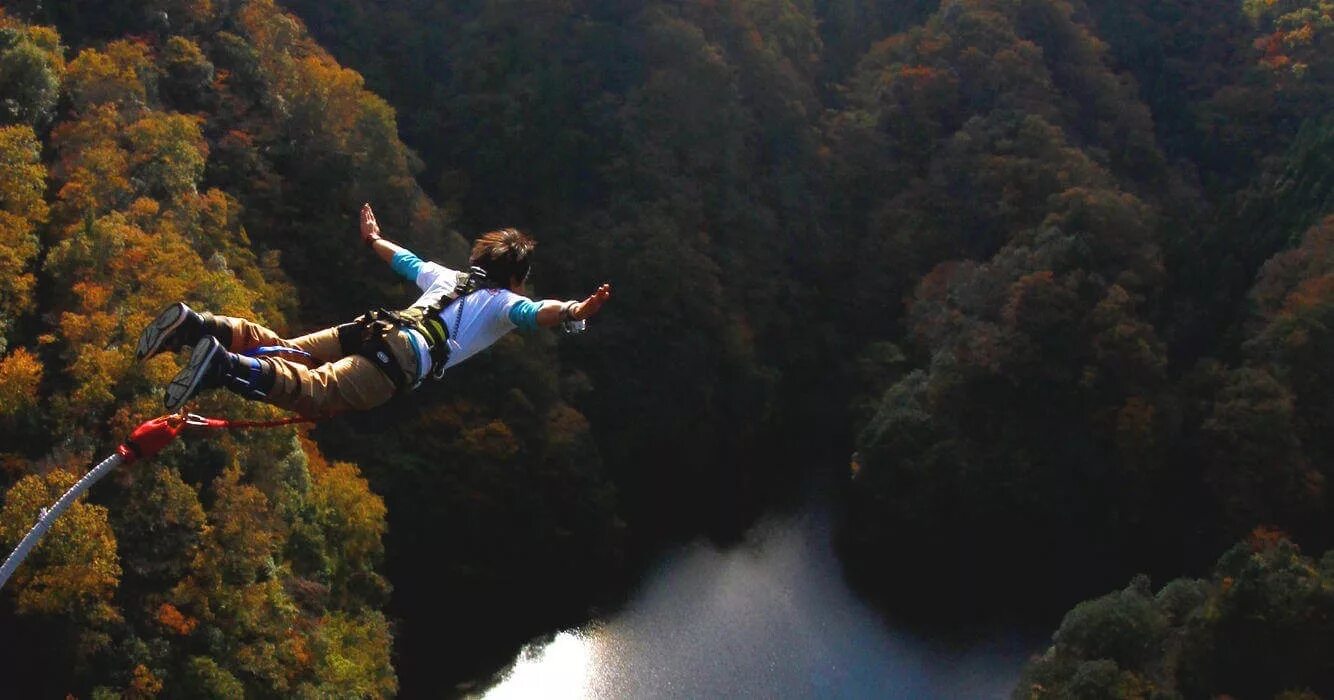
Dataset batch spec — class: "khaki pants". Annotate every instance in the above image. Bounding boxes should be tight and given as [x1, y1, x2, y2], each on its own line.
[214, 316, 420, 416]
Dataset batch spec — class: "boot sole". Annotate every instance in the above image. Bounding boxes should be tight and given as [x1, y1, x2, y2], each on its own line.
[137, 302, 188, 360]
[165, 338, 221, 411]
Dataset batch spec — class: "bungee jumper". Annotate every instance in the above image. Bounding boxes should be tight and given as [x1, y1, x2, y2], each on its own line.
[4, 205, 610, 591]
[138, 203, 612, 414]
[3, 205, 610, 590]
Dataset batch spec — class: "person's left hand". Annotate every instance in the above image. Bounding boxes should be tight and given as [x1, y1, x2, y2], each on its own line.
[360, 203, 382, 245]
[574, 283, 612, 320]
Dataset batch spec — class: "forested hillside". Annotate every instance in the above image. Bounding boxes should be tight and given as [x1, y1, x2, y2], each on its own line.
[842, 0, 1334, 621]
[0, 1, 618, 695]
[1018, 530, 1334, 697]
[0, 4, 400, 695]
[1, 0, 1333, 696]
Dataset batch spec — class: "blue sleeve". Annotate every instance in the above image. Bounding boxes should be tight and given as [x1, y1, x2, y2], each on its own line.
[390, 250, 424, 282]
[508, 298, 541, 332]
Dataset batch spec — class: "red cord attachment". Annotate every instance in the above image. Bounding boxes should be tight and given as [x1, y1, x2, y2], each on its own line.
[183, 413, 319, 430]
[114, 411, 323, 465]
[117, 414, 188, 464]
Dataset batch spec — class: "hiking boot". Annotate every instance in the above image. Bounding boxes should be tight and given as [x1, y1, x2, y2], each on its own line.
[165, 336, 227, 411]
[164, 337, 277, 411]
[137, 302, 205, 360]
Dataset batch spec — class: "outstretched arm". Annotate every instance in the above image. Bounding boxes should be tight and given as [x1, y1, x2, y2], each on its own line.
[533, 283, 612, 328]
[360, 203, 422, 281]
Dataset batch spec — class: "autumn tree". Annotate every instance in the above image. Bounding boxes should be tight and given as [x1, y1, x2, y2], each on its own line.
[0, 467, 123, 657]
[0, 123, 47, 348]
[825, 0, 1168, 340]
[1243, 0, 1334, 103]
[1231, 216, 1334, 530]
[0, 14, 400, 697]
[847, 121, 1171, 605]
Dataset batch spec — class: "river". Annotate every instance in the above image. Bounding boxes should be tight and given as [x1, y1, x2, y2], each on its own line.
[478, 499, 1041, 699]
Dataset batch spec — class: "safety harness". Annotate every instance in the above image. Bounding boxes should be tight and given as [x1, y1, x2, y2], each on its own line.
[337, 267, 493, 392]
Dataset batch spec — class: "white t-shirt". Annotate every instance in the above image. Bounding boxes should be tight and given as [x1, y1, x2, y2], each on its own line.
[410, 261, 531, 372]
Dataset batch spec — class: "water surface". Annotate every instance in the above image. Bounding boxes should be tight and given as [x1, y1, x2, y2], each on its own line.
[482, 504, 1038, 698]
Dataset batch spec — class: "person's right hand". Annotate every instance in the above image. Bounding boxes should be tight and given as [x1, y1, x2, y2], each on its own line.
[360, 203, 383, 246]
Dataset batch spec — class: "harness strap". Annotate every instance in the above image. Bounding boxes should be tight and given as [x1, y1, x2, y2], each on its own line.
[243, 345, 315, 362]
[361, 329, 410, 393]
[338, 268, 495, 390]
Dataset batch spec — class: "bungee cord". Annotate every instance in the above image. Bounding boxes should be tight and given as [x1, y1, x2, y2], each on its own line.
[0, 411, 319, 591]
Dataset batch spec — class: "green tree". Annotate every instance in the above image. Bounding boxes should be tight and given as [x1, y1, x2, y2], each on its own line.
[158, 35, 214, 110]
[1246, 215, 1334, 465]
[180, 657, 245, 699]
[1021, 533, 1334, 698]
[0, 20, 65, 127]
[1199, 368, 1320, 534]
[307, 611, 397, 699]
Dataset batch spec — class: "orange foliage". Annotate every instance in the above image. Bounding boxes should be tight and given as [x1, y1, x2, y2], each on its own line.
[1291, 22, 1317, 43]
[0, 9, 404, 696]
[918, 260, 962, 298]
[71, 280, 113, 311]
[1, 454, 27, 477]
[0, 125, 49, 222]
[64, 40, 155, 112]
[0, 125, 47, 320]
[288, 626, 313, 668]
[0, 216, 38, 315]
[1248, 525, 1291, 552]
[127, 664, 163, 699]
[171, 0, 218, 28]
[0, 347, 43, 417]
[1245, 0, 1334, 82]
[309, 455, 388, 566]
[416, 400, 483, 434]
[1261, 51, 1293, 70]
[50, 105, 131, 220]
[1002, 270, 1059, 326]
[126, 113, 209, 198]
[899, 64, 944, 86]
[238, 0, 307, 56]
[746, 27, 764, 50]
[155, 602, 199, 635]
[1279, 274, 1334, 316]
[460, 420, 520, 461]
[0, 468, 122, 627]
[42, 129, 270, 412]
[916, 33, 950, 56]
[207, 467, 287, 574]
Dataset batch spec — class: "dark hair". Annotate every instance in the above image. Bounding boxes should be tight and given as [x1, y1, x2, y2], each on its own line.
[469, 228, 535, 287]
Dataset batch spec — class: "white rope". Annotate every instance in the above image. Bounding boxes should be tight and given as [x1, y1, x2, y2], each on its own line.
[0, 451, 126, 591]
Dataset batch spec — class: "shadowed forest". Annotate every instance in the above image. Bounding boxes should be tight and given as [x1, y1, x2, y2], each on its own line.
[0, 0, 1332, 697]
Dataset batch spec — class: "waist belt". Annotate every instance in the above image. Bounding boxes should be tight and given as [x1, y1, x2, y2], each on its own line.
[338, 306, 451, 392]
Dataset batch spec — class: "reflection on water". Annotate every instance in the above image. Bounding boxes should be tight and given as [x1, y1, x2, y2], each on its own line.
[483, 631, 597, 700]
[483, 505, 1037, 699]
